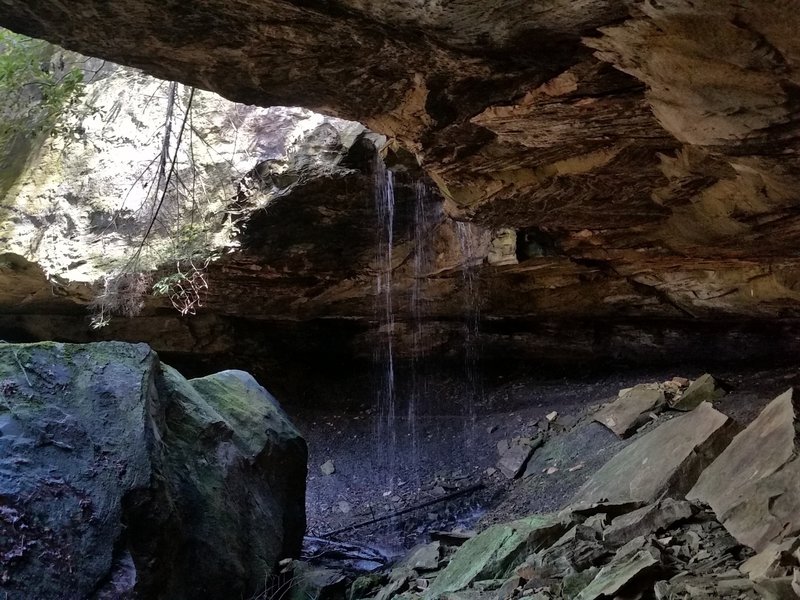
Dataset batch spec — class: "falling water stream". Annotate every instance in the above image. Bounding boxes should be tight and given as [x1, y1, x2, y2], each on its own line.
[374, 157, 397, 487]
[373, 160, 483, 491]
[408, 181, 438, 483]
[455, 221, 483, 440]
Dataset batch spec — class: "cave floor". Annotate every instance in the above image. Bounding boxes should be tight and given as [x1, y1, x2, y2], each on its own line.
[289, 362, 799, 561]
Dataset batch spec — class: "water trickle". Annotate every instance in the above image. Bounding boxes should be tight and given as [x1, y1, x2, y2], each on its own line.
[374, 156, 397, 487]
[411, 182, 432, 336]
[455, 222, 483, 432]
[408, 181, 438, 479]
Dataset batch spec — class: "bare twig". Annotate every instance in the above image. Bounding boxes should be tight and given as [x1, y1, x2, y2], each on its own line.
[127, 86, 196, 269]
[12, 351, 31, 387]
[319, 483, 485, 538]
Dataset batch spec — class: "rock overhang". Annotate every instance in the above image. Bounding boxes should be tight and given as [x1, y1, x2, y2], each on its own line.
[3, 1, 800, 377]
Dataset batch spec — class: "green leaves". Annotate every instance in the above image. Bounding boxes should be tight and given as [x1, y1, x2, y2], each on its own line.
[0, 28, 84, 146]
[152, 271, 187, 297]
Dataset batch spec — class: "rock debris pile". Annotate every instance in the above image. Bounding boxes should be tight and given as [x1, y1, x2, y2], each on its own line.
[295, 376, 800, 600]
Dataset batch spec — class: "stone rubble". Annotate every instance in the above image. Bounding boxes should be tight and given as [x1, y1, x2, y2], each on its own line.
[672, 375, 727, 412]
[593, 384, 666, 438]
[338, 380, 800, 600]
[594, 375, 727, 439]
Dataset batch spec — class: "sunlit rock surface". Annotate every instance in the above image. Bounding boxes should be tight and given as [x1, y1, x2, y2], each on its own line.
[1, 59, 365, 282]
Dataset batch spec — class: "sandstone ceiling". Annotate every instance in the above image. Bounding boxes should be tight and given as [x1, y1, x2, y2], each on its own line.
[3, 0, 800, 376]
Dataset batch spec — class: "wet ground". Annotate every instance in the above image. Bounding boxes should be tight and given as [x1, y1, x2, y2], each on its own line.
[287, 361, 800, 558]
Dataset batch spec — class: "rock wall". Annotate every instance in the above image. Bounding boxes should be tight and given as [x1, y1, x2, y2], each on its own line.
[3, 1, 800, 324]
[3, 3, 800, 388]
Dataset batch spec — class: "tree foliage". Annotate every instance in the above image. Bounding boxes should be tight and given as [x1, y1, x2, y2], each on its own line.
[0, 29, 84, 146]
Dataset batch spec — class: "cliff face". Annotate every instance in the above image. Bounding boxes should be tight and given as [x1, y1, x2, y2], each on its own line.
[2, 2, 800, 390]
[1, 58, 366, 284]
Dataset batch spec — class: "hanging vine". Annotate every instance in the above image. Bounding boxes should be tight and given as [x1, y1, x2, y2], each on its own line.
[89, 84, 219, 328]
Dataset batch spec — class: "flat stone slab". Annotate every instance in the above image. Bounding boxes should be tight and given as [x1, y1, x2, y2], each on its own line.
[573, 402, 737, 505]
[422, 515, 566, 599]
[688, 389, 800, 551]
[672, 373, 726, 411]
[594, 384, 666, 438]
[574, 538, 661, 600]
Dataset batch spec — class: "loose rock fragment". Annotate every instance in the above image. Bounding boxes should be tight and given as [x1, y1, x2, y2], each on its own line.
[405, 542, 441, 572]
[753, 576, 798, 600]
[498, 442, 537, 479]
[495, 575, 520, 599]
[594, 384, 666, 438]
[740, 537, 800, 581]
[603, 499, 693, 546]
[672, 373, 726, 411]
[574, 538, 661, 600]
[287, 563, 347, 600]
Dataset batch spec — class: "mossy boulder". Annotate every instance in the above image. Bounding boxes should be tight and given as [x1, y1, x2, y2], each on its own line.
[0, 341, 306, 600]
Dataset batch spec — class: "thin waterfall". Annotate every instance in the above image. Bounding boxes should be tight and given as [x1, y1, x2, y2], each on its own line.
[455, 222, 482, 434]
[408, 181, 437, 481]
[374, 156, 397, 488]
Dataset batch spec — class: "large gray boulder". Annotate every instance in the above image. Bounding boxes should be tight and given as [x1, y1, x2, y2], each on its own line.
[0, 341, 306, 600]
[573, 402, 737, 506]
[688, 389, 800, 551]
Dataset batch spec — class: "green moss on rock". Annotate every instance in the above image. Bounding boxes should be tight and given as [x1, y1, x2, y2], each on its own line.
[190, 369, 303, 456]
[0, 341, 306, 600]
[423, 515, 567, 599]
